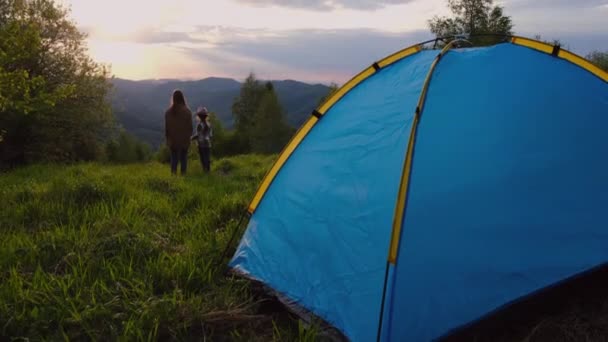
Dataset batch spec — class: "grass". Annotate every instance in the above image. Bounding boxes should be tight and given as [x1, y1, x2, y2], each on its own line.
[0, 154, 322, 341]
[1, 154, 607, 341]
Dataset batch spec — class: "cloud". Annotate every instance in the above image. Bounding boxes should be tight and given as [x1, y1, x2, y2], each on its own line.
[506, 0, 608, 37]
[99, 22, 606, 83]
[130, 30, 206, 44]
[174, 27, 432, 82]
[234, 0, 414, 11]
[502, 0, 608, 10]
[77, 0, 608, 82]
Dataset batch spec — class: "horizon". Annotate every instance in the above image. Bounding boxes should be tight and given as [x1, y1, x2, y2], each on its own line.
[61, 0, 608, 84]
[112, 75, 335, 86]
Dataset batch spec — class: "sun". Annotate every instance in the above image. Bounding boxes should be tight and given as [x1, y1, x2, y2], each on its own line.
[87, 40, 207, 80]
[89, 41, 144, 65]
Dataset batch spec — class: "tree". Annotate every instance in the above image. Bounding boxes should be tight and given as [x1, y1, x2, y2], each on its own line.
[587, 51, 608, 72]
[429, 0, 513, 46]
[231, 73, 266, 152]
[0, 0, 113, 165]
[250, 84, 292, 154]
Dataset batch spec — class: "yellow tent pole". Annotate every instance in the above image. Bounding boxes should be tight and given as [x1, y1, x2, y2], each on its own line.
[387, 39, 465, 264]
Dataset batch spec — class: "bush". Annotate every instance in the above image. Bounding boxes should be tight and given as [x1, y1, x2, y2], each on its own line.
[155, 144, 171, 163]
[208, 132, 250, 158]
[105, 131, 152, 164]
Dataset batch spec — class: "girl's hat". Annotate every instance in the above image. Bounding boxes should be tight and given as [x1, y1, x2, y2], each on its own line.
[197, 107, 209, 118]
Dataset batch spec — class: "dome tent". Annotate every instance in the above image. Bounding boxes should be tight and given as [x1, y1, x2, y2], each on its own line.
[228, 35, 608, 341]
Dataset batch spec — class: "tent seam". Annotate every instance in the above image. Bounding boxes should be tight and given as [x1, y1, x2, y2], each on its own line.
[378, 39, 465, 342]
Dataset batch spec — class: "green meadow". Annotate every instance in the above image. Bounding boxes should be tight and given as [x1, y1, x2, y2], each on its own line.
[0, 155, 322, 341]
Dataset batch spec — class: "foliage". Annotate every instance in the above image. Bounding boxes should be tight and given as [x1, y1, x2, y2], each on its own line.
[206, 111, 243, 158]
[105, 130, 152, 164]
[0, 0, 113, 166]
[428, 0, 513, 46]
[218, 131, 252, 157]
[231, 73, 266, 152]
[0, 155, 328, 341]
[250, 83, 293, 154]
[231, 75, 293, 155]
[587, 51, 608, 72]
[155, 143, 171, 164]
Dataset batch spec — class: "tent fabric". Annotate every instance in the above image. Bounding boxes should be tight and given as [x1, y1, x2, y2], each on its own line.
[230, 38, 608, 342]
[386, 43, 608, 341]
[230, 50, 438, 341]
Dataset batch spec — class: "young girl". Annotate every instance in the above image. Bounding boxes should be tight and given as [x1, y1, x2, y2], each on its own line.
[192, 107, 213, 172]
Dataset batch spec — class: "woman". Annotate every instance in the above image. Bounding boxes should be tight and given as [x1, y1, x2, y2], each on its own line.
[164, 90, 193, 175]
[192, 107, 213, 173]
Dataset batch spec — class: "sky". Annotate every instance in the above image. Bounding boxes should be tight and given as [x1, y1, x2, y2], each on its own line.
[61, 0, 608, 84]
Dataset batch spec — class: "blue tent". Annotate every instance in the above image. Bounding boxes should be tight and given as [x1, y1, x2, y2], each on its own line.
[229, 36, 608, 341]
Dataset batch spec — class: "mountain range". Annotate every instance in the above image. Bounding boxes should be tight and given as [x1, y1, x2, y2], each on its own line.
[110, 77, 331, 148]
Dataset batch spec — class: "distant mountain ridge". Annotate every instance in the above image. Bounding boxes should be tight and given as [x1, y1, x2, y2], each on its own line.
[111, 77, 331, 148]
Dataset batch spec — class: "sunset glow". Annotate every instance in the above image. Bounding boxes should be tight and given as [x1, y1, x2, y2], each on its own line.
[60, 0, 608, 83]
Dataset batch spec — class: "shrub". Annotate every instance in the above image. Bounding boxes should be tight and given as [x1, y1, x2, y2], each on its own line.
[105, 131, 152, 164]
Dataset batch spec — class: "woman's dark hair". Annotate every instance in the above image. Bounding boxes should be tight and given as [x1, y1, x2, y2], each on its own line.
[170, 89, 186, 108]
